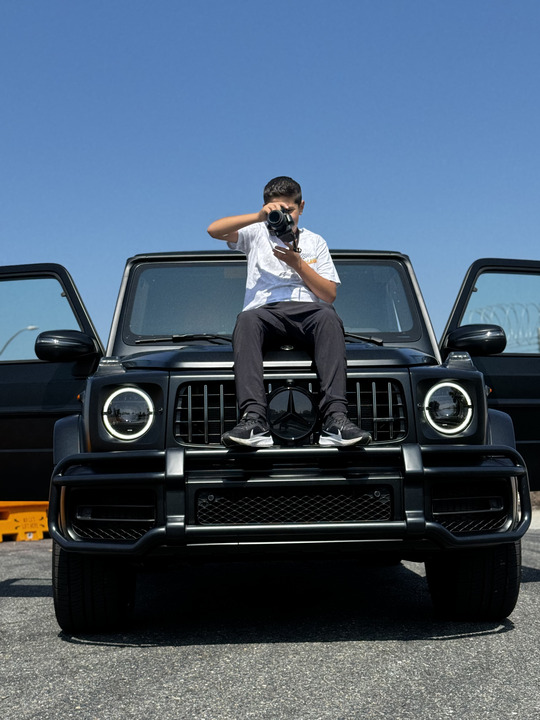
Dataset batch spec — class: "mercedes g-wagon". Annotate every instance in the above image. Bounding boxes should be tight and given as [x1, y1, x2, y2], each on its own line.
[1, 250, 536, 632]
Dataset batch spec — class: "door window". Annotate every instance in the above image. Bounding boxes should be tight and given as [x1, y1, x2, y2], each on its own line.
[0, 277, 81, 361]
[461, 271, 540, 354]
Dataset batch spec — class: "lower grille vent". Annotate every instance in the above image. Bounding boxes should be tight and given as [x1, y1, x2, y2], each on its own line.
[431, 483, 511, 535]
[68, 490, 157, 542]
[195, 486, 393, 525]
[434, 514, 508, 534]
[71, 521, 152, 542]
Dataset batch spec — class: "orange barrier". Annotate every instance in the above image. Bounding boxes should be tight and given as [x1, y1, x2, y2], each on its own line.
[0, 502, 49, 542]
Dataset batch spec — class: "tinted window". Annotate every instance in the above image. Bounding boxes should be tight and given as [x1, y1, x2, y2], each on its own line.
[0, 277, 81, 361]
[461, 271, 540, 354]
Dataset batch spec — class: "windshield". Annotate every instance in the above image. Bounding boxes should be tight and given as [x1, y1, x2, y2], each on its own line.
[334, 260, 418, 339]
[122, 258, 421, 344]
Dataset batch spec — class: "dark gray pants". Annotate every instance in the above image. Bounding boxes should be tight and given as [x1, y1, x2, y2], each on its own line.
[232, 301, 348, 419]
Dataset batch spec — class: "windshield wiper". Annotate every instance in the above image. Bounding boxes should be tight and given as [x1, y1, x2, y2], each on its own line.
[137, 331, 383, 347]
[135, 333, 233, 345]
[344, 332, 384, 346]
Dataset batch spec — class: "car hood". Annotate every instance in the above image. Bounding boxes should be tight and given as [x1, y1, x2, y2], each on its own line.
[120, 344, 437, 370]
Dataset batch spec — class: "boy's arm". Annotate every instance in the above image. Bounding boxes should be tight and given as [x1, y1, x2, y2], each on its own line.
[207, 203, 285, 242]
[207, 213, 261, 243]
[273, 245, 337, 303]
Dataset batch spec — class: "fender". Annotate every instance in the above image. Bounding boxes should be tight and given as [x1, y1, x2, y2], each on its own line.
[487, 408, 516, 448]
[53, 414, 83, 465]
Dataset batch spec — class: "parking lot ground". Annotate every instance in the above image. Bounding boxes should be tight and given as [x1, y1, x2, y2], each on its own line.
[1, 515, 540, 719]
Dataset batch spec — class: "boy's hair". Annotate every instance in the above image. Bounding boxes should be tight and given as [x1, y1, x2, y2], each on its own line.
[263, 176, 302, 205]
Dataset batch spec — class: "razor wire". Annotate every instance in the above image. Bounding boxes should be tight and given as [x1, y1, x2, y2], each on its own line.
[465, 302, 540, 352]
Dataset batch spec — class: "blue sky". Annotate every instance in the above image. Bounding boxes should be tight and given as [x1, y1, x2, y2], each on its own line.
[2, 0, 540, 343]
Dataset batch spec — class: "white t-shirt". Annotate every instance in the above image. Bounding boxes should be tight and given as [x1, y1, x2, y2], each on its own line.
[228, 222, 341, 311]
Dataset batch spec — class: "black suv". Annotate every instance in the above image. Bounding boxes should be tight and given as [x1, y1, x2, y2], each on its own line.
[1, 251, 537, 632]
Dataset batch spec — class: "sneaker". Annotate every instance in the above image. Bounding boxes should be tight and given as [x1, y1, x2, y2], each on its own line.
[319, 412, 371, 447]
[222, 412, 274, 447]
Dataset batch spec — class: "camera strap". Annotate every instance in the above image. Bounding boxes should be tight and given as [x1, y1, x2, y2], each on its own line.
[267, 225, 301, 253]
[283, 228, 301, 253]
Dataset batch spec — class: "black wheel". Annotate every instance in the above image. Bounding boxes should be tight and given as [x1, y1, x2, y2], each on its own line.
[425, 541, 521, 622]
[52, 541, 136, 633]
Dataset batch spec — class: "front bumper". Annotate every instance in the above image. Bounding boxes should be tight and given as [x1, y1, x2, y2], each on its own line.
[48, 443, 531, 556]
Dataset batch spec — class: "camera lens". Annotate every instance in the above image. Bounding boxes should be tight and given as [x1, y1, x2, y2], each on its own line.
[267, 209, 285, 226]
[267, 209, 293, 236]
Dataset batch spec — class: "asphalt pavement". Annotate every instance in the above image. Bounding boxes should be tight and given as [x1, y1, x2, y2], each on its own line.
[1, 517, 540, 719]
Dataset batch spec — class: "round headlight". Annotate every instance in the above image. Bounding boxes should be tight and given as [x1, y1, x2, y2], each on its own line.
[424, 382, 473, 435]
[102, 387, 154, 440]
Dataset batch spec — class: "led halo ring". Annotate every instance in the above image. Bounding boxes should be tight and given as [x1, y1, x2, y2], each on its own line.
[424, 381, 473, 435]
[102, 387, 154, 440]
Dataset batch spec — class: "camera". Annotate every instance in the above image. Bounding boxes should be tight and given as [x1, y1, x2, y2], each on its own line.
[266, 208, 300, 251]
[267, 209, 294, 236]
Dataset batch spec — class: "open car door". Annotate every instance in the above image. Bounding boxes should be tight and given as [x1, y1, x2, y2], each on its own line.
[0, 264, 103, 501]
[440, 257, 540, 490]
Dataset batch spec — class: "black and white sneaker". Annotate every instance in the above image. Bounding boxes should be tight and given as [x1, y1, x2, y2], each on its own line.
[319, 413, 371, 447]
[222, 412, 274, 448]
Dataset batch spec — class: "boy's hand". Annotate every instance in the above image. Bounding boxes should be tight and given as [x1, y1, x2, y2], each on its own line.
[272, 242, 302, 270]
[258, 202, 289, 222]
[273, 243, 337, 303]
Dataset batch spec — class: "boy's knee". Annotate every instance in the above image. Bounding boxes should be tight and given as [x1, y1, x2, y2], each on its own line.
[315, 305, 343, 330]
[235, 309, 260, 332]
[233, 309, 268, 344]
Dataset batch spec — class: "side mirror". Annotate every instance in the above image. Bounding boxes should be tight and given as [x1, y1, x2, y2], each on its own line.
[443, 324, 506, 356]
[35, 330, 99, 362]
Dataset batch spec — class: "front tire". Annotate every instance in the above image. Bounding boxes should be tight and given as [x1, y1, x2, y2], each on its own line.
[52, 541, 136, 633]
[425, 541, 521, 621]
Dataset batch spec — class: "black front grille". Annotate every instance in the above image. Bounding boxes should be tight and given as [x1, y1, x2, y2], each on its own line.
[346, 379, 406, 442]
[195, 486, 393, 525]
[174, 378, 407, 445]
